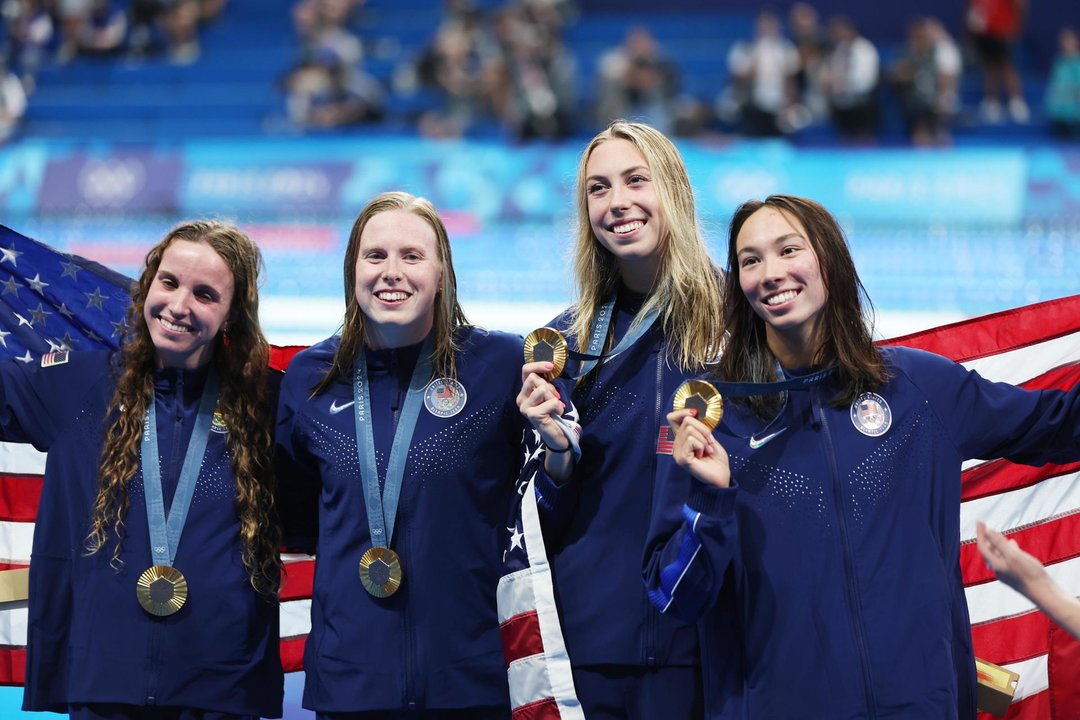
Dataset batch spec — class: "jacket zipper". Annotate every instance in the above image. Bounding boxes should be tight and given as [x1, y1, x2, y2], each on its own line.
[643, 347, 665, 668]
[816, 390, 878, 717]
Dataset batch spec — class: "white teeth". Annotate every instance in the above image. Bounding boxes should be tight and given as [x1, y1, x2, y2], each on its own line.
[378, 291, 408, 302]
[159, 318, 189, 332]
[612, 220, 644, 234]
[766, 290, 798, 306]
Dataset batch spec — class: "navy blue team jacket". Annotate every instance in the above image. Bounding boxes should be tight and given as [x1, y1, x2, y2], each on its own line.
[2, 350, 282, 716]
[275, 327, 525, 713]
[530, 290, 701, 670]
[645, 346, 1080, 719]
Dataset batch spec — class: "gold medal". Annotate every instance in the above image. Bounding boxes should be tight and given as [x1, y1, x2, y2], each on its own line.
[673, 380, 724, 430]
[523, 327, 569, 379]
[136, 565, 188, 616]
[359, 546, 403, 598]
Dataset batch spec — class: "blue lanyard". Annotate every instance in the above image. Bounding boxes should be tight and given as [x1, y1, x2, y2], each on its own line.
[575, 295, 660, 377]
[710, 365, 835, 443]
[140, 370, 220, 567]
[709, 366, 835, 398]
[353, 334, 435, 550]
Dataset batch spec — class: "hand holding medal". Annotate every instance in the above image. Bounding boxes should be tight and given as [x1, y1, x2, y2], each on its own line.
[519, 327, 580, 482]
[668, 379, 730, 488]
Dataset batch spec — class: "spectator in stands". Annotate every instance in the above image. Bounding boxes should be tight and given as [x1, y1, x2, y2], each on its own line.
[890, 17, 955, 146]
[54, 0, 92, 62]
[822, 15, 879, 141]
[788, 2, 829, 127]
[73, 0, 127, 58]
[595, 27, 679, 134]
[926, 17, 963, 120]
[723, 9, 799, 137]
[965, 0, 1029, 123]
[284, 52, 384, 129]
[1, 0, 53, 91]
[1046, 26, 1080, 139]
[413, 18, 488, 138]
[486, 1, 576, 140]
[159, 0, 202, 63]
[0, 59, 27, 141]
[294, 0, 363, 69]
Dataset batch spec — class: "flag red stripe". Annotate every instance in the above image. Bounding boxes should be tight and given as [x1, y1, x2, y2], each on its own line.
[280, 635, 307, 674]
[960, 460, 1080, 503]
[962, 512, 1080, 586]
[1049, 624, 1080, 718]
[0, 563, 28, 572]
[971, 610, 1049, 665]
[1019, 363, 1080, 392]
[883, 295, 1080, 362]
[0, 474, 42, 523]
[0, 646, 25, 686]
[500, 610, 545, 667]
[281, 558, 315, 602]
[270, 346, 306, 372]
[512, 697, 563, 720]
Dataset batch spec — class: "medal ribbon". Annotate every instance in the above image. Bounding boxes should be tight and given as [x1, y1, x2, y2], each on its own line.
[573, 295, 660, 378]
[141, 369, 220, 568]
[353, 334, 435, 550]
[703, 365, 835, 443]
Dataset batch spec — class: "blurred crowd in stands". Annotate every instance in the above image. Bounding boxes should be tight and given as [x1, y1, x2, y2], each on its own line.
[2, 0, 1079, 144]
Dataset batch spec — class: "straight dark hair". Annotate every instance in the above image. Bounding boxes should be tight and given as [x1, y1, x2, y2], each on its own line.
[717, 195, 888, 417]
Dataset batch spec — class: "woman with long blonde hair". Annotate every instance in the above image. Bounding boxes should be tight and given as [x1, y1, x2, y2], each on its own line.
[10, 221, 282, 718]
[517, 120, 723, 717]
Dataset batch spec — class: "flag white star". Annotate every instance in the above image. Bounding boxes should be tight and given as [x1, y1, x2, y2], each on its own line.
[16, 350, 33, 364]
[60, 260, 81, 280]
[29, 303, 52, 326]
[0, 245, 22, 266]
[85, 287, 107, 310]
[26, 274, 49, 293]
[1, 277, 21, 297]
[0, 329, 9, 348]
[508, 525, 524, 552]
[14, 312, 32, 328]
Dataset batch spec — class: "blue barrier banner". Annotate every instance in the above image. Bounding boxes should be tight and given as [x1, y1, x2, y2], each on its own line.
[3, 137, 1049, 225]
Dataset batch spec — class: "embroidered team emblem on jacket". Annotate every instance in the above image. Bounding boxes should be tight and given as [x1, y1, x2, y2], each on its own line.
[850, 392, 891, 437]
[424, 378, 467, 418]
[211, 409, 229, 434]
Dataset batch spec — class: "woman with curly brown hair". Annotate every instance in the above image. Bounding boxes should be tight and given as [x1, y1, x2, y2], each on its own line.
[8, 221, 282, 719]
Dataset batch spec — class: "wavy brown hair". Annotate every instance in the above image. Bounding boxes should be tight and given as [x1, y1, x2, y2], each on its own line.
[718, 195, 888, 417]
[314, 191, 469, 395]
[567, 120, 724, 371]
[85, 221, 280, 598]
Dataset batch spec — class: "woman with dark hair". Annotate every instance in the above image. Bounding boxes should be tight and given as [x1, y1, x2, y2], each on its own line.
[644, 195, 1080, 718]
[10, 221, 282, 718]
[276, 191, 527, 718]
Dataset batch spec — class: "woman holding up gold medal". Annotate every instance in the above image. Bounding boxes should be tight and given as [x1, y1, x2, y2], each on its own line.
[2, 222, 282, 718]
[644, 195, 1080, 718]
[276, 192, 527, 718]
[516, 121, 723, 718]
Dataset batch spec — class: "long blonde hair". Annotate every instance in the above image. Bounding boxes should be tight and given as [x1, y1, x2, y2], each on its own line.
[567, 120, 723, 370]
[86, 221, 280, 598]
[314, 191, 469, 395]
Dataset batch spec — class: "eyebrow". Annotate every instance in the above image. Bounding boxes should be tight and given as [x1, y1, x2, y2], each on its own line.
[585, 165, 651, 183]
[737, 232, 805, 255]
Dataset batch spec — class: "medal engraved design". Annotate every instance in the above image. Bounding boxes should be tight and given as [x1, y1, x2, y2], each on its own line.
[359, 546, 403, 598]
[136, 565, 188, 616]
[524, 327, 569, 379]
[673, 380, 724, 430]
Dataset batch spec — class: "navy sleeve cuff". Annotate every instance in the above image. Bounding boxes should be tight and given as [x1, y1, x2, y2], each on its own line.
[687, 480, 737, 517]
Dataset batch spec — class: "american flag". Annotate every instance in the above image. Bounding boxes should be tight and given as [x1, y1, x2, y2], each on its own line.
[0, 224, 1077, 719]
